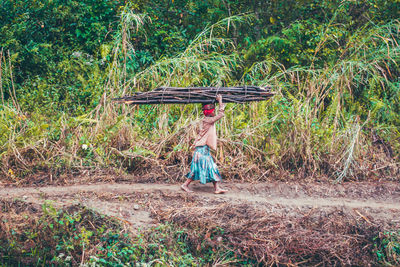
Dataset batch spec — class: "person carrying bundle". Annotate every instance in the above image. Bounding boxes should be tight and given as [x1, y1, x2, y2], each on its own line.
[181, 94, 228, 194]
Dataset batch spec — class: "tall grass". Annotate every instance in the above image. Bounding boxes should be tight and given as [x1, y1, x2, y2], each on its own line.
[0, 8, 399, 184]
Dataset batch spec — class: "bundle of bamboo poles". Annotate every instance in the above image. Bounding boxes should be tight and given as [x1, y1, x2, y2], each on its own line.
[112, 86, 274, 104]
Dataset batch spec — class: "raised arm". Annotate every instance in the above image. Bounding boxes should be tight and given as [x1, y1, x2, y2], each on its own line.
[205, 94, 225, 123]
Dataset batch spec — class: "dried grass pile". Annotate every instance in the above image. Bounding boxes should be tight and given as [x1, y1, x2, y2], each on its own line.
[157, 203, 380, 266]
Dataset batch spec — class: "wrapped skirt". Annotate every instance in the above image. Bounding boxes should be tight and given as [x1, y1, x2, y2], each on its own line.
[186, 145, 222, 184]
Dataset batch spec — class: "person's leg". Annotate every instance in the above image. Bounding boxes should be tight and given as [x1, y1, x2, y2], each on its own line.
[181, 179, 194, 193]
[213, 181, 227, 194]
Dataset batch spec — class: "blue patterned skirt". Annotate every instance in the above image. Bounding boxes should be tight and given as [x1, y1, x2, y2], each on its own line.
[186, 145, 222, 184]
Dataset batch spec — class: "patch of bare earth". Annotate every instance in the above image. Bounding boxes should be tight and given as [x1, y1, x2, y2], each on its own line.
[1, 180, 399, 265]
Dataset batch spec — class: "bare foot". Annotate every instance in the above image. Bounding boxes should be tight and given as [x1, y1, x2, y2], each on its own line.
[181, 184, 194, 193]
[214, 188, 228, 194]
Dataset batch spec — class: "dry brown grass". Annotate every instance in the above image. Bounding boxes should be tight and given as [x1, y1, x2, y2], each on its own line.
[156, 202, 380, 266]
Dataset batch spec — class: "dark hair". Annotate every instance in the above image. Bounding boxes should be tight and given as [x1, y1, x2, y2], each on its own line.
[202, 103, 215, 110]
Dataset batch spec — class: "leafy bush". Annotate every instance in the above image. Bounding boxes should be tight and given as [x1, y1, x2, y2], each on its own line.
[0, 200, 249, 266]
[374, 231, 400, 266]
[0, 0, 399, 183]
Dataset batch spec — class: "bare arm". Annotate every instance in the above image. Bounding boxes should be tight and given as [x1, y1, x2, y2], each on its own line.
[205, 94, 225, 123]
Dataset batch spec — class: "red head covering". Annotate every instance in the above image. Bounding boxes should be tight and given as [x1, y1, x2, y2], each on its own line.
[203, 108, 215, 116]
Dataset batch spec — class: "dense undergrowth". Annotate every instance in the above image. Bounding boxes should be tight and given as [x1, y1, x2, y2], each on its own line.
[1, 199, 399, 266]
[1, 2, 400, 265]
[0, 0, 399, 184]
[0, 200, 255, 266]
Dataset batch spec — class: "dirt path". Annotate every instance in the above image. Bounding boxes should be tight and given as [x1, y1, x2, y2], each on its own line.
[1, 182, 399, 210]
[1, 181, 399, 231]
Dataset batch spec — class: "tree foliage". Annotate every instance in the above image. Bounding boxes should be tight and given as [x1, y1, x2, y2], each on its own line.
[0, 0, 399, 182]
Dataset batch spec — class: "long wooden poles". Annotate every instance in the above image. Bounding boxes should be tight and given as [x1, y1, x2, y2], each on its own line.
[113, 86, 274, 104]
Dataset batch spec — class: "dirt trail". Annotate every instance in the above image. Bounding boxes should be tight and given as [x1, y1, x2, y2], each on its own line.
[1, 181, 399, 231]
[1, 182, 399, 210]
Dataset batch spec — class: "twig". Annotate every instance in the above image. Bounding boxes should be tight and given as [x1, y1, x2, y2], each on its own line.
[354, 209, 372, 224]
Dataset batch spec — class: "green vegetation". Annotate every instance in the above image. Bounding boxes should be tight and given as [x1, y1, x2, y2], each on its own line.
[1, 200, 399, 266]
[0, 201, 253, 266]
[0, 1, 399, 181]
[1, 1, 400, 264]
[374, 230, 400, 266]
